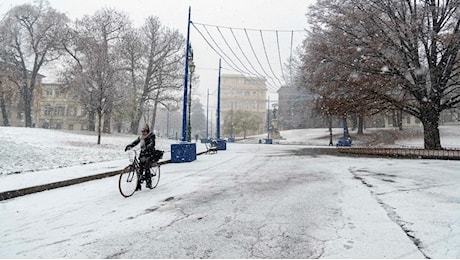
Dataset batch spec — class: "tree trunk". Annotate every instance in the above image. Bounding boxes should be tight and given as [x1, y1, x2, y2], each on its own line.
[351, 114, 357, 131]
[357, 115, 364, 135]
[397, 109, 403, 130]
[21, 80, 30, 127]
[97, 111, 102, 145]
[420, 104, 442, 150]
[103, 109, 111, 134]
[0, 83, 10, 126]
[342, 115, 349, 138]
[23, 73, 37, 127]
[132, 103, 144, 134]
[88, 110, 96, 131]
[328, 115, 333, 146]
[129, 109, 137, 134]
[150, 91, 160, 132]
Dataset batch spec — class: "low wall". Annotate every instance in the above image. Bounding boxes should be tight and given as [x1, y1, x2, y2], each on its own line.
[338, 147, 460, 160]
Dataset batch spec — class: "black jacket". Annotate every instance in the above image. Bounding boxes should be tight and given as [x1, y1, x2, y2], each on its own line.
[127, 132, 155, 158]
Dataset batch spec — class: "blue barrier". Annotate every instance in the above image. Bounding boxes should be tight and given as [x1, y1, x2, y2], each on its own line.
[171, 143, 197, 163]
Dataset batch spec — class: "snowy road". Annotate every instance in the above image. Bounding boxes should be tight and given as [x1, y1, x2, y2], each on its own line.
[1, 143, 459, 258]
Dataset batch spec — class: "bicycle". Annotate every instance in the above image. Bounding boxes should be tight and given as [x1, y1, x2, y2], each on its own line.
[118, 149, 163, 197]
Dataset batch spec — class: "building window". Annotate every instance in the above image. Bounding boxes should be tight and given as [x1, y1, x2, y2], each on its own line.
[54, 106, 65, 116]
[46, 88, 53, 96]
[44, 104, 53, 116]
[56, 89, 65, 97]
[67, 106, 77, 116]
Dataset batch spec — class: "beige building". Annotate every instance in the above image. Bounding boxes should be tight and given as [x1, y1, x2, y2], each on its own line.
[36, 83, 88, 130]
[221, 74, 267, 113]
[220, 74, 268, 136]
[0, 64, 43, 127]
[0, 68, 87, 130]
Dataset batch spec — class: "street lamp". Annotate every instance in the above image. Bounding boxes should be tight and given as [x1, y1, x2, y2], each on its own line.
[187, 59, 195, 142]
[170, 6, 196, 163]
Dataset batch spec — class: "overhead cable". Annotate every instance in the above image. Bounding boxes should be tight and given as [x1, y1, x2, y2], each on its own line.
[191, 21, 305, 91]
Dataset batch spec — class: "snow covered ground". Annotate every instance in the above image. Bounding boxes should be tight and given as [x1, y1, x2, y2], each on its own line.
[1, 125, 459, 176]
[0, 126, 459, 258]
[0, 127, 177, 175]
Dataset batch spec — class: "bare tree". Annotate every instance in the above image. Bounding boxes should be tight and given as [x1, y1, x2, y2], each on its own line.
[63, 8, 130, 144]
[117, 29, 144, 133]
[302, 0, 460, 149]
[119, 16, 184, 134]
[0, 0, 69, 127]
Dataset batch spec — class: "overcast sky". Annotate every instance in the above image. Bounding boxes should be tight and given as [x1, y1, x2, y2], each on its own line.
[0, 0, 314, 104]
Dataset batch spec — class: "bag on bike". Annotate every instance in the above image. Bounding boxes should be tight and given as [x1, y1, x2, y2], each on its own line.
[152, 149, 164, 161]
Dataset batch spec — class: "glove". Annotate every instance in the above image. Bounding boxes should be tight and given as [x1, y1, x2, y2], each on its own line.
[124, 145, 132, 152]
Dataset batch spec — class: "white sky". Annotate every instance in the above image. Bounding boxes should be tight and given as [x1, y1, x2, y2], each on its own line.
[0, 0, 314, 105]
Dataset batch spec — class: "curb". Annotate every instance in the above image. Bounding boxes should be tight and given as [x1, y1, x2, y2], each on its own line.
[0, 160, 170, 201]
[0, 150, 211, 201]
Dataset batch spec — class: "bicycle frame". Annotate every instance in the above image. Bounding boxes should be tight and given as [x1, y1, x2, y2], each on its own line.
[119, 148, 161, 197]
[129, 149, 140, 172]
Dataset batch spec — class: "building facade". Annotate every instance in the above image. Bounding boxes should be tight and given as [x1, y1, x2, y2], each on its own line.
[36, 83, 88, 130]
[220, 74, 267, 136]
[277, 85, 326, 130]
[0, 64, 43, 127]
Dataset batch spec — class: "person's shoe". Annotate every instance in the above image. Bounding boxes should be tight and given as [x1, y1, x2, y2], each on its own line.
[146, 181, 153, 189]
[136, 183, 142, 191]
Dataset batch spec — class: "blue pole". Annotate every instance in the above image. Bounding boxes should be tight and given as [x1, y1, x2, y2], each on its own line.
[216, 59, 221, 139]
[181, 7, 191, 142]
[206, 88, 209, 139]
[267, 96, 270, 140]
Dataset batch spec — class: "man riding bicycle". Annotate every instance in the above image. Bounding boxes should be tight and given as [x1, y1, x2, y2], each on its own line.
[125, 124, 156, 189]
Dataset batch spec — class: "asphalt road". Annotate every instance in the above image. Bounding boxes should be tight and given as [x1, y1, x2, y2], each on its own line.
[0, 144, 429, 258]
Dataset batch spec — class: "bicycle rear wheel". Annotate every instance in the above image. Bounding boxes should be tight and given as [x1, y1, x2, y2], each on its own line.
[119, 165, 139, 197]
[148, 163, 161, 189]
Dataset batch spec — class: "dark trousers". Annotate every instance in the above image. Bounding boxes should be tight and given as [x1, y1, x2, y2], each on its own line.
[139, 156, 152, 181]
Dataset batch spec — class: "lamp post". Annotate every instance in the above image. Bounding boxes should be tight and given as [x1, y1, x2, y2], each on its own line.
[170, 6, 196, 163]
[206, 88, 209, 141]
[328, 114, 333, 146]
[187, 59, 195, 142]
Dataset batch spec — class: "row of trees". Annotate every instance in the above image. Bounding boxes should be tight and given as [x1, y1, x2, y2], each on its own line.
[0, 1, 187, 144]
[298, 0, 460, 150]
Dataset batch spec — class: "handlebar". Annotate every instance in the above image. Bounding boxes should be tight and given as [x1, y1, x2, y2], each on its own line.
[126, 148, 139, 163]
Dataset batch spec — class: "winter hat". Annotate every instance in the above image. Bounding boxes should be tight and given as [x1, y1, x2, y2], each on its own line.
[141, 124, 150, 132]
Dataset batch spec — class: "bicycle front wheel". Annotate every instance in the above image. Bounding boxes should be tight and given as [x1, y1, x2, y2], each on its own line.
[148, 163, 161, 189]
[119, 165, 139, 197]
